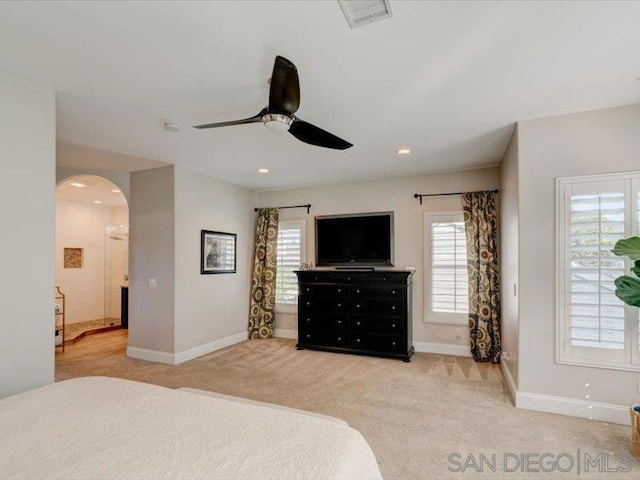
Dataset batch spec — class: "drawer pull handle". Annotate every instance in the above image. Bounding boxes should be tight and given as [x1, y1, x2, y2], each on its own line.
[391, 306, 396, 310]
[392, 290, 396, 294]
[338, 288, 341, 293]
[356, 289, 360, 293]
[306, 301, 311, 306]
[306, 334, 311, 338]
[356, 338, 361, 343]
[356, 304, 360, 308]
[306, 318, 311, 322]
[338, 337, 342, 341]
[391, 341, 396, 346]
[356, 321, 361, 326]
[392, 323, 396, 328]
[337, 303, 342, 307]
[337, 320, 342, 324]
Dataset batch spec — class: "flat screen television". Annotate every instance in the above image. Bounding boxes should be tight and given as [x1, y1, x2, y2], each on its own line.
[315, 211, 394, 267]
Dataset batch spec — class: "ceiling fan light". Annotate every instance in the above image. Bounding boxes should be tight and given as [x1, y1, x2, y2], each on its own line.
[262, 113, 292, 132]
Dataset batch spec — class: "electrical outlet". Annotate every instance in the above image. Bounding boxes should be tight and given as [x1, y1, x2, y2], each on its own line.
[196, 329, 202, 338]
[148, 278, 157, 288]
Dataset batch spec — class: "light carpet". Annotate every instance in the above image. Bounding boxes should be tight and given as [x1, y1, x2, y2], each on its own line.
[56, 333, 638, 479]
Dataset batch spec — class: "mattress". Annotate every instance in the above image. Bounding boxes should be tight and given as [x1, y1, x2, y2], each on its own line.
[0, 376, 382, 480]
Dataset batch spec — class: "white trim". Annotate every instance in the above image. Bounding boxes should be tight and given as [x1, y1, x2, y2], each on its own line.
[274, 328, 298, 339]
[126, 346, 176, 365]
[413, 340, 471, 357]
[500, 360, 517, 404]
[174, 332, 247, 364]
[556, 172, 640, 372]
[127, 332, 247, 365]
[515, 391, 630, 426]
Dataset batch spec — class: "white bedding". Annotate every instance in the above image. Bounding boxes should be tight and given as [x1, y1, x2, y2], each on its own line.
[0, 377, 382, 480]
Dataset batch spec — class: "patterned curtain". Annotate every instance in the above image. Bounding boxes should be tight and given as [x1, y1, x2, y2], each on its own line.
[248, 208, 279, 339]
[462, 191, 501, 363]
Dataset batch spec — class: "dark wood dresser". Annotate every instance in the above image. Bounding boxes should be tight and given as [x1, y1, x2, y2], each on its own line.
[295, 270, 414, 361]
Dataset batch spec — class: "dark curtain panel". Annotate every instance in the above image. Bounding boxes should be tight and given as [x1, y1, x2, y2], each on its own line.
[248, 208, 279, 339]
[462, 191, 501, 363]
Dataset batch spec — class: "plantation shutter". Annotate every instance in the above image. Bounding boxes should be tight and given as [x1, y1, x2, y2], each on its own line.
[276, 221, 305, 305]
[424, 212, 469, 325]
[432, 221, 468, 312]
[563, 179, 628, 364]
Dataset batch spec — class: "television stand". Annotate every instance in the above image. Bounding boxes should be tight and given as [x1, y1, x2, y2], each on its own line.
[295, 270, 414, 361]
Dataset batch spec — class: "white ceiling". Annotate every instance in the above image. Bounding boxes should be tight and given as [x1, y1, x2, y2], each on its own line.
[56, 174, 128, 207]
[1, 1, 639, 190]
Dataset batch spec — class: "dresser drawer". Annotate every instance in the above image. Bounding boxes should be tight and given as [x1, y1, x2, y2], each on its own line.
[348, 333, 404, 353]
[353, 286, 405, 299]
[299, 328, 348, 348]
[351, 316, 402, 334]
[300, 284, 349, 297]
[299, 296, 350, 313]
[350, 299, 403, 316]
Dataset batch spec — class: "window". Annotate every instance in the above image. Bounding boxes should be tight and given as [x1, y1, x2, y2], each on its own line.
[276, 219, 306, 310]
[424, 211, 469, 325]
[557, 173, 640, 371]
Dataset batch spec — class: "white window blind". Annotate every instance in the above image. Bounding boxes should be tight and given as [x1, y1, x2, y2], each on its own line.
[276, 220, 305, 306]
[557, 173, 640, 370]
[424, 212, 469, 325]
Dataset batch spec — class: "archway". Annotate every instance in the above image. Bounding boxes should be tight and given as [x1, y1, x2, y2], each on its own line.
[54, 174, 129, 350]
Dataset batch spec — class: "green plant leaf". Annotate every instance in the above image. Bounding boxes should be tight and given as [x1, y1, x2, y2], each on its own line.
[612, 236, 640, 261]
[614, 276, 640, 308]
[633, 260, 640, 278]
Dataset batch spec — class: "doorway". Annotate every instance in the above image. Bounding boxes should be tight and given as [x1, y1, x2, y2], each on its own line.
[55, 175, 129, 347]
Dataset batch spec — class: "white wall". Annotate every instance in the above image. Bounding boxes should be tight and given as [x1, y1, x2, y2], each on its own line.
[517, 104, 640, 408]
[128, 165, 254, 363]
[174, 166, 254, 354]
[55, 200, 111, 324]
[129, 166, 176, 354]
[500, 127, 520, 388]
[256, 168, 500, 351]
[0, 69, 55, 397]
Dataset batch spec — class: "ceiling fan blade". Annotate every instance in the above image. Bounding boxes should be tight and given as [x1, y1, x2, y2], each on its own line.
[289, 118, 353, 150]
[268, 56, 300, 114]
[194, 112, 264, 129]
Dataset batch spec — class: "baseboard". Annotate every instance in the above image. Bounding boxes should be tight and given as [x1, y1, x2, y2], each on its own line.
[274, 328, 297, 339]
[174, 332, 247, 364]
[515, 391, 630, 426]
[127, 332, 247, 366]
[126, 346, 176, 365]
[413, 341, 471, 357]
[500, 361, 517, 404]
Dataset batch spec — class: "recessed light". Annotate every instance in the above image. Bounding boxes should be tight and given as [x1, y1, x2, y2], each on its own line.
[257, 168, 270, 174]
[163, 122, 180, 132]
[111, 189, 121, 193]
[69, 182, 88, 188]
[396, 148, 411, 155]
[93, 200, 103, 205]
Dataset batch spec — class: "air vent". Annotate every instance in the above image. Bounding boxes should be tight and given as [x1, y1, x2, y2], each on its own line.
[338, 0, 393, 29]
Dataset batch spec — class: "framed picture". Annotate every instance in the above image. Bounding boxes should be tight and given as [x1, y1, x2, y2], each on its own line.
[201, 230, 237, 274]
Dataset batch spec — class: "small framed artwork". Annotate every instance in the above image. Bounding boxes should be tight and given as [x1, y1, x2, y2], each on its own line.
[201, 230, 237, 274]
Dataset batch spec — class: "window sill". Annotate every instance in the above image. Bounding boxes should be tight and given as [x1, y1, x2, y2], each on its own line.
[556, 357, 640, 373]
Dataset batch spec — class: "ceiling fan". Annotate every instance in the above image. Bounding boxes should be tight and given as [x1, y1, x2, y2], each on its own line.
[194, 56, 353, 150]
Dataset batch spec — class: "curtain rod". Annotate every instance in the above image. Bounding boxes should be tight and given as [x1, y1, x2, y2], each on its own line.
[254, 204, 312, 214]
[413, 189, 499, 205]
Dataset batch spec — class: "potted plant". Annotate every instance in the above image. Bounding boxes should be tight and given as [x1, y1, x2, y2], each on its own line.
[612, 236, 640, 460]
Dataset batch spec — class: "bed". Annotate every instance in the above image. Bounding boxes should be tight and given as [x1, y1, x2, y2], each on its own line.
[0, 376, 382, 480]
